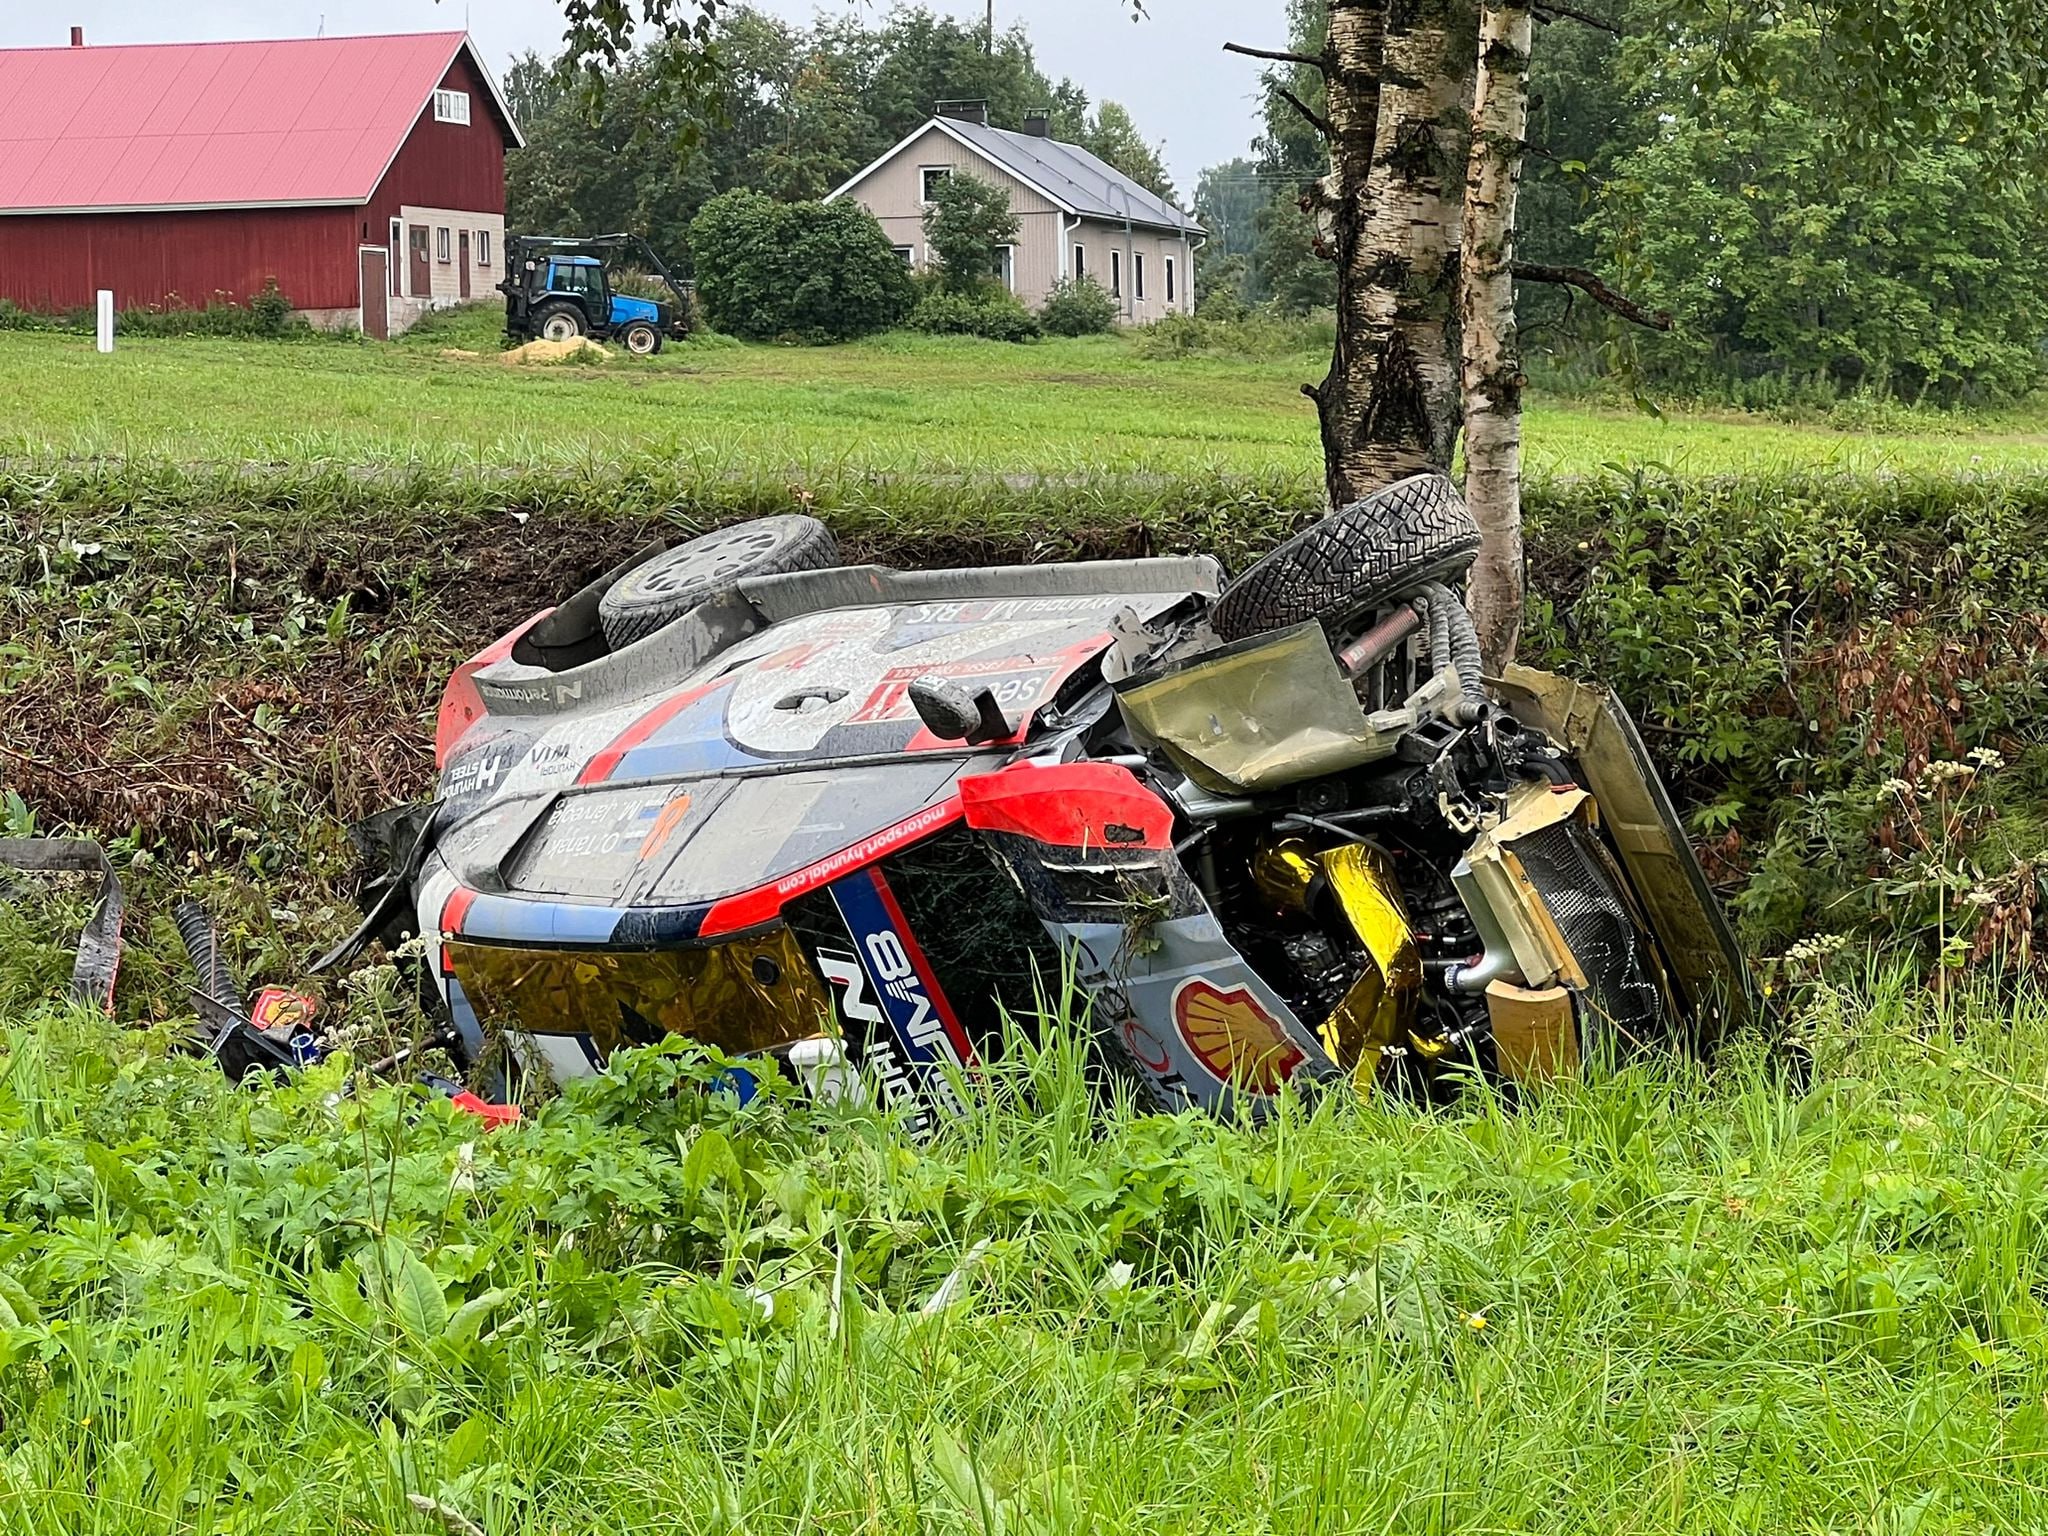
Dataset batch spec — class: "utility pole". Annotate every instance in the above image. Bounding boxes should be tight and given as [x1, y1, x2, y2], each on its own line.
[986, 0, 994, 54]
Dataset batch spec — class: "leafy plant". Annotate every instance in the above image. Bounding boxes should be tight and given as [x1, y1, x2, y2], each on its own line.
[921, 173, 1021, 295]
[1037, 277, 1119, 337]
[906, 283, 1040, 342]
[689, 190, 914, 343]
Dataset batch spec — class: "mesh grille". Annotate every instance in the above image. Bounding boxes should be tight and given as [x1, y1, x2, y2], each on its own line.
[1512, 822, 1670, 1046]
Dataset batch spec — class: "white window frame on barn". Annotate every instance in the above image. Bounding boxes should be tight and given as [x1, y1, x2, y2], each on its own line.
[476, 229, 492, 267]
[434, 89, 471, 125]
[920, 165, 952, 204]
[437, 227, 451, 263]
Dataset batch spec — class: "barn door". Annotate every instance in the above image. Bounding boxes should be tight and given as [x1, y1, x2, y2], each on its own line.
[359, 248, 390, 340]
[458, 231, 471, 299]
[408, 225, 431, 297]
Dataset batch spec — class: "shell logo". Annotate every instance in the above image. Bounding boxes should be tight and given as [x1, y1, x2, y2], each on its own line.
[1172, 978, 1306, 1094]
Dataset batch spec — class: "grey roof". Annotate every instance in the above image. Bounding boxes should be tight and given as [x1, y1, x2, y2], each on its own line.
[940, 118, 1203, 236]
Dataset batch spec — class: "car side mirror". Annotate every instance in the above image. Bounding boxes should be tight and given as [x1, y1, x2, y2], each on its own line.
[908, 675, 1013, 745]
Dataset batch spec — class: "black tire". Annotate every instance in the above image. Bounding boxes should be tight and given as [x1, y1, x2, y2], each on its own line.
[533, 301, 586, 342]
[597, 515, 840, 649]
[1211, 472, 1481, 643]
[621, 321, 660, 356]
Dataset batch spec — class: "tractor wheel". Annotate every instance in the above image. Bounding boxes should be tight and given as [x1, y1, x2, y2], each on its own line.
[598, 515, 841, 649]
[1211, 472, 1481, 643]
[621, 322, 661, 356]
[534, 302, 586, 343]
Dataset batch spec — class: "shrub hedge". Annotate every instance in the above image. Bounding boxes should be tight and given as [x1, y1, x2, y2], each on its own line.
[688, 191, 914, 343]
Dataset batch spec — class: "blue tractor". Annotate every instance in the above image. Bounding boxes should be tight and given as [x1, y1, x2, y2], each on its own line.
[500, 233, 692, 355]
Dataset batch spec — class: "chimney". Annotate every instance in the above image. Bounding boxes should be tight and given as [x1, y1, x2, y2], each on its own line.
[69, 26, 84, 46]
[936, 99, 990, 127]
[1023, 109, 1051, 138]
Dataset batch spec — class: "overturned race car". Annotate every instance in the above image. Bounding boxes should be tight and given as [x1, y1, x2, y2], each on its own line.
[343, 475, 1755, 1129]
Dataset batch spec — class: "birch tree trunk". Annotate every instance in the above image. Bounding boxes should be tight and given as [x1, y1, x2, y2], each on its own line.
[1311, 0, 1477, 508]
[1459, 0, 1534, 670]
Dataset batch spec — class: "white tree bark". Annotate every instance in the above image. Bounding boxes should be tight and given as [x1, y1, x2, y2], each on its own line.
[1313, 0, 1476, 505]
[1459, 0, 1534, 670]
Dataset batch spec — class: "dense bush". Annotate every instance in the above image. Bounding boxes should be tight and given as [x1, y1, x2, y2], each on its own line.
[1037, 276, 1119, 337]
[905, 283, 1040, 342]
[0, 280, 321, 340]
[689, 191, 914, 343]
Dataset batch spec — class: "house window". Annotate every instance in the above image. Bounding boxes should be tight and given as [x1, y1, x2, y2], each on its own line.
[1110, 249, 1121, 299]
[1073, 244, 1085, 281]
[1134, 253, 1145, 301]
[388, 220, 402, 297]
[436, 227, 451, 263]
[434, 89, 471, 125]
[893, 245, 916, 268]
[476, 229, 492, 267]
[1166, 257, 1176, 304]
[920, 166, 952, 203]
[998, 245, 1015, 292]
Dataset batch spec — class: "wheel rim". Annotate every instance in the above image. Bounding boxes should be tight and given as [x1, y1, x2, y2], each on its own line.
[635, 525, 788, 598]
[541, 315, 578, 342]
[627, 328, 656, 354]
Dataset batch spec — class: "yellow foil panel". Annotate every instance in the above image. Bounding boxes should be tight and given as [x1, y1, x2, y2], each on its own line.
[448, 928, 833, 1059]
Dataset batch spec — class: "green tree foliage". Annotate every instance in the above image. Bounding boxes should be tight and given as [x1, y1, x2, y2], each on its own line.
[1577, 16, 2048, 401]
[907, 284, 1041, 342]
[922, 174, 1020, 294]
[507, 7, 1176, 279]
[688, 190, 914, 342]
[1246, 0, 1335, 314]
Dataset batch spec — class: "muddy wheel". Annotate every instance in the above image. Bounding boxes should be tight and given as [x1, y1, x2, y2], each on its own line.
[598, 515, 840, 649]
[1211, 472, 1481, 642]
[535, 302, 586, 342]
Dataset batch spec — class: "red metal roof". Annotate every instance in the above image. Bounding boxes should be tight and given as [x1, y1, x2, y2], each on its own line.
[0, 32, 521, 215]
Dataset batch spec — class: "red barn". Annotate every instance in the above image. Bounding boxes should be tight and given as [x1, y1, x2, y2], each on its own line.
[0, 30, 523, 338]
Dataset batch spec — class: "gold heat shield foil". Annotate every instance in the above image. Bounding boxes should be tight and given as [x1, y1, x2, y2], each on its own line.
[447, 928, 833, 1059]
[1317, 843, 1422, 1079]
[1113, 622, 1394, 794]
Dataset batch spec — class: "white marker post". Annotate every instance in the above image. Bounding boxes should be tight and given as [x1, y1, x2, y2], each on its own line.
[95, 289, 114, 353]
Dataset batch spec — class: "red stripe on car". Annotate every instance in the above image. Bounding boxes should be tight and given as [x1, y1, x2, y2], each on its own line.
[577, 680, 727, 786]
[696, 797, 965, 938]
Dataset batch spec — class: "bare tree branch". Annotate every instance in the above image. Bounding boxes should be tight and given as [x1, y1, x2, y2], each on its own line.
[1513, 261, 1672, 330]
[1273, 85, 1335, 140]
[1530, 2, 1623, 35]
[1223, 41, 1329, 71]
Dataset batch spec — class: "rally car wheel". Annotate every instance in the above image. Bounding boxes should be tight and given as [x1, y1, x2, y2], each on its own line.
[1211, 472, 1481, 643]
[621, 321, 661, 355]
[597, 514, 841, 649]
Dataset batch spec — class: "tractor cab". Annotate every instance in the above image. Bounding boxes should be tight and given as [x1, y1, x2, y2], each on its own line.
[501, 234, 692, 355]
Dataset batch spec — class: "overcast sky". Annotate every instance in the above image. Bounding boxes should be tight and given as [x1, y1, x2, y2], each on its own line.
[3, 1, 1280, 195]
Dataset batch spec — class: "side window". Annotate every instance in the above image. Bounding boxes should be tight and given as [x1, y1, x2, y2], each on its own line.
[1110, 249, 1121, 299]
[1166, 257, 1176, 304]
[893, 245, 916, 267]
[433, 89, 471, 125]
[921, 166, 952, 203]
[388, 220, 401, 297]
[1134, 253, 1145, 301]
[477, 230, 492, 267]
[1073, 244, 1085, 281]
[436, 227, 451, 263]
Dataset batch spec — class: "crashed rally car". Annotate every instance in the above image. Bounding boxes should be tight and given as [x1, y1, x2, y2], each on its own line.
[356, 475, 1753, 1128]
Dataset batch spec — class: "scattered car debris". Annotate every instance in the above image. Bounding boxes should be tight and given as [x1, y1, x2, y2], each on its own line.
[317, 473, 1757, 1128]
[0, 837, 124, 1008]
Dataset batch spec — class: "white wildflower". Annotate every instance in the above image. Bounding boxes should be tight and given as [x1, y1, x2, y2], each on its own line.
[1966, 747, 2006, 773]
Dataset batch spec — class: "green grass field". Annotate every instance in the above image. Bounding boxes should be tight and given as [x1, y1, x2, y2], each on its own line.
[6, 314, 2048, 478]
[1, 965, 2046, 1533]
